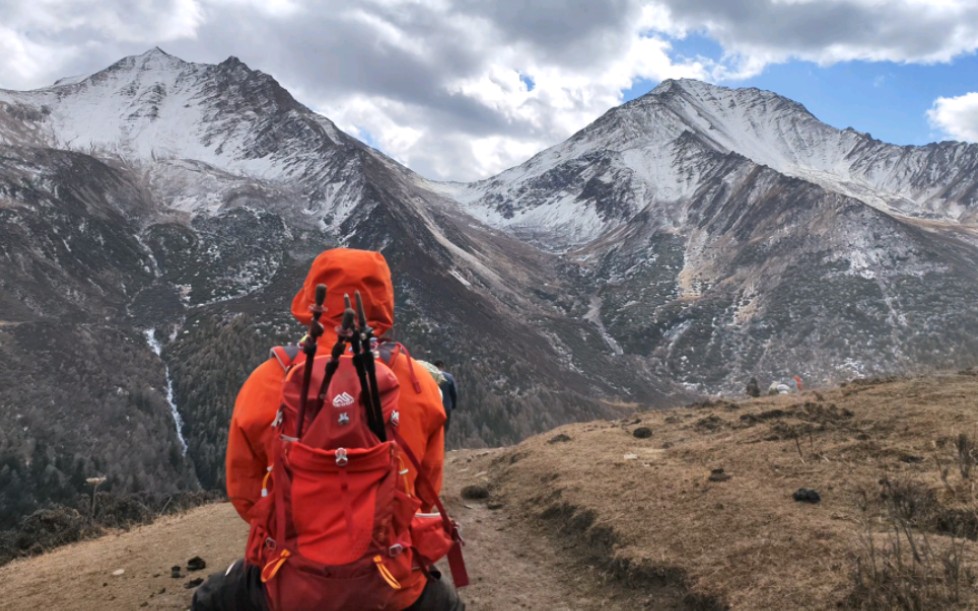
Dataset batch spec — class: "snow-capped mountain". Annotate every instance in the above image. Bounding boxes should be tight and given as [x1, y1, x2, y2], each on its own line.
[2, 51, 978, 520]
[443, 77, 978, 391]
[445, 78, 978, 248]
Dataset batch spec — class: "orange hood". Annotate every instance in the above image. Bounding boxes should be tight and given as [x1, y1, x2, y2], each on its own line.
[291, 248, 395, 339]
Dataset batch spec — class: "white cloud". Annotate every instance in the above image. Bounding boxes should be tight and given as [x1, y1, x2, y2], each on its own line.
[2, 0, 203, 45]
[0, 1, 977, 180]
[0, 23, 73, 86]
[928, 93, 978, 143]
[653, 0, 978, 78]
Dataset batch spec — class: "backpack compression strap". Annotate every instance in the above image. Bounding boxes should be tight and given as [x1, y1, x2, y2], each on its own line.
[391, 430, 470, 588]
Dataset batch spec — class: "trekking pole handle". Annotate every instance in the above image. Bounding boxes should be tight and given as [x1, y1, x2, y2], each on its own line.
[304, 284, 327, 351]
[313, 284, 326, 312]
[311, 284, 326, 331]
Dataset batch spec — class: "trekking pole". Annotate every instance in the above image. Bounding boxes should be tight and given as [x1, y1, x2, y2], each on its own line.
[346, 293, 385, 442]
[355, 291, 387, 442]
[314, 307, 355, 415]
[295, 284, 326, 439]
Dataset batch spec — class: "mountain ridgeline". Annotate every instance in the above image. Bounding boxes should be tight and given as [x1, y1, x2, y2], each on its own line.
[1, 49, 977, 524]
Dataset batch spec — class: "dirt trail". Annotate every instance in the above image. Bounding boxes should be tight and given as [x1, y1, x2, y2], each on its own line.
[0, 449, 622, 610]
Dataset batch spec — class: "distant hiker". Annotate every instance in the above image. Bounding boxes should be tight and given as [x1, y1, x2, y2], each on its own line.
[193, 248, 466, 611]
[433, 360, 457, 431]
[745, 377, 760, 398]
[792, 375, 805, 391]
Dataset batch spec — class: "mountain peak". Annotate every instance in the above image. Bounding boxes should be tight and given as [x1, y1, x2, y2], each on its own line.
[649, 77, 707, 94]
[216, 55, 256, 78]
[97, 47, 191, 78]
[139, 46, 174, 59]
[219, 55, 245, 67]
[641, 79, 804, 111]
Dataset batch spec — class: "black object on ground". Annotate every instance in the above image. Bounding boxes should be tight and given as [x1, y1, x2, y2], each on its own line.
[170, 565, 182, 579]
[184, 577, 204, 589]
[708, 468, 731, 482]
[793, 488, 821, 503]
[187, 556, 206, 571]
[548, 433, 571, 444]
[461, 485, 490, 500]
[633, 427, 653, 439]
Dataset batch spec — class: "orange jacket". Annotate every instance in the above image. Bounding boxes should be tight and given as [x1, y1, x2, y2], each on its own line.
[225, 248, 446, 608]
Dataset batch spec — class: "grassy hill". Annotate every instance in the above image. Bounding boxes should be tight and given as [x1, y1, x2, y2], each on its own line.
[488, 371, 978, 608]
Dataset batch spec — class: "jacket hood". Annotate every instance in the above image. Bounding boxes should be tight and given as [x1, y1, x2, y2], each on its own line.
[291, 248, 395, 338]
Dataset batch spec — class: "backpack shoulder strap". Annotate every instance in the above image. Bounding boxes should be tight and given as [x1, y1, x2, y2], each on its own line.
[269, 344, 302, 372]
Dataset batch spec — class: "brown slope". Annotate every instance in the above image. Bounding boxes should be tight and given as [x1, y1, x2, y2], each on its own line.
[0, 450, 638, 610]
[5, 372, 978, 610]
[488, 371, 978, 609]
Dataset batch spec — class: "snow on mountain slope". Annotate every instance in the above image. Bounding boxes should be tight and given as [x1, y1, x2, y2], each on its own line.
[0, 49, 367, 220]
[635, 79, 978, 221]
[444, 79, 978, 249]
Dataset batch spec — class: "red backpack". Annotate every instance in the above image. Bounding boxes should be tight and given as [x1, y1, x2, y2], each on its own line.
[244, 288, 467, 611]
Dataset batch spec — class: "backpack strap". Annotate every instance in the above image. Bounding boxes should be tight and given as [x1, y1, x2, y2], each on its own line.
[270, 344, 302, 372]
[391, 430, 469, 587]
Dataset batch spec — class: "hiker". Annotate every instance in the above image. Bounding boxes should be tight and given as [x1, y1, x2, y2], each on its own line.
[193, 248, 465, 611]
[745, 377, 760, 398]
[433, 360, 457, 431]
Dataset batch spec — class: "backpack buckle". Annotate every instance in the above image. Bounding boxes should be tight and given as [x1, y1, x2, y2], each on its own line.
[335, 448, 349, 467]
[388, 543, 404, 557]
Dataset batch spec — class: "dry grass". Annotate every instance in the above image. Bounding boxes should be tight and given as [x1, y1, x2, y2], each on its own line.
[486, 373, 978, 609]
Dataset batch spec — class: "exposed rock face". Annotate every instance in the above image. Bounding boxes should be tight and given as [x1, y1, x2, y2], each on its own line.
[1, 51, 977, 516]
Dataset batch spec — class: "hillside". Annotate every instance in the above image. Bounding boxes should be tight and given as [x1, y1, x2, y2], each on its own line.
[4, 372, 978, 609]
[4, 47, 978, 549]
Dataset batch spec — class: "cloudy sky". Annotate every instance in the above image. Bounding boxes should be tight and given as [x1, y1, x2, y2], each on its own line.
[1, 0, 977, 181]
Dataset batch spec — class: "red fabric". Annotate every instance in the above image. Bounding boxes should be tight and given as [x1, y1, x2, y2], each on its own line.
[409, 513, 455, 564]
[291, 248, 394, 339]
[287, 442, 396, 564]
[383, 344, 445, 510]
[227, 359, 283, 518]
[249, 356, 414, 611]
[393, 429, 469, 588]
[227, 248, 446, 609]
